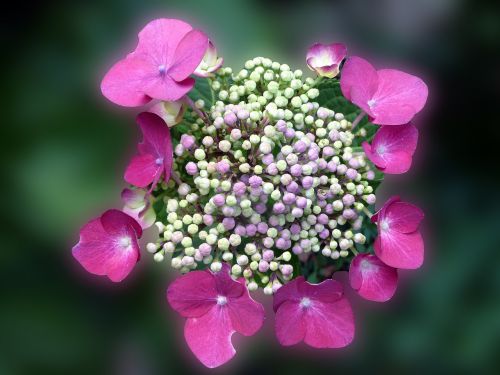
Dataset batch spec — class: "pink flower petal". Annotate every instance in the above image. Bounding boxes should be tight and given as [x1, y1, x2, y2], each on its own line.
[124, 154, 161, 188]
[375, 229, 424, 269]
[121, 188, 146, 209]
[274, 300, 306, 346]
[370, 69, 428, 125]
[214, 264, 245, 298]
[349, 254, 398, 302]
[385, 201, 424, 233]
[366, 124, 418, 173]
[227, 280, 265, 336]
[184, 305, 235, 368]
[100, 57, 153, 107]
[72, 210, 141, 282]
[168, 29, 209, 81]
[167, 270, 218, 318]
[134, 18, 193, 68]
[303, 296, 354, 348]
[340, 56, 378, 105]
[273, 277, 354, 348]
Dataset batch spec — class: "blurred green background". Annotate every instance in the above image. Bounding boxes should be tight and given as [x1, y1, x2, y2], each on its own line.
[2, 0, 500, 374]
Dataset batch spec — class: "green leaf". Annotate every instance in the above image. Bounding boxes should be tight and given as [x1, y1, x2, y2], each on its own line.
[188, 77, 214, 107]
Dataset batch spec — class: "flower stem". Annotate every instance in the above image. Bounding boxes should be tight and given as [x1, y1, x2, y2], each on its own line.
[312, 76, 324, 87]
[351, 111, 366, 130]
[170, 171, 183, 185]
[363, 207, 373, 219]
[184, 95, 208, 122]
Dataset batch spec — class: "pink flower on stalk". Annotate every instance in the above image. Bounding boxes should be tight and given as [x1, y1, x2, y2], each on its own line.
[362, 124, 418, 174]
[349, 254, 398, 302]
[306, 43, 347, 78]
[194, 41, 224, 77]
[121, 188, 156, 229]
[166, 264, 265, 368]
[372, 196, 425, 269]
[340, 56, 428, 125]
[124, 112, 173, 189]
[273, 276, 354, 348]
[72, 209, 142, 282]
[101, 18, 208, 107]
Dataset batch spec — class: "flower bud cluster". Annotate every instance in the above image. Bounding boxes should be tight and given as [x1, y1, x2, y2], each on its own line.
[148, 57, 377, 293]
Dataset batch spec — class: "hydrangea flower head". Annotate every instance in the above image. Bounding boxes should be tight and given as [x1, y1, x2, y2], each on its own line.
[72, 209, 142, 282]
[101, 18, 208, 106]
[306, 43, 347, 78]
[340, 56, 428, 125]
[73, 17, 430, 368]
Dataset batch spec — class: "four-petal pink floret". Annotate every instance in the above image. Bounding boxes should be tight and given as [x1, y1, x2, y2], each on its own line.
[363, 123, 418, 174]
[372, 196, 425, 269]
[72, 209, 142, 282]
[101, 18, 208, 107]
[306, 43, 347, 78]
[121, 188, 156, 229]
[166, 264, 265, 368]
[349, 253, 398, 302]
[194, 41, 224, 77]
[124, 112, 173, 189]
[340, 56, 428, 125]
[273, 276, 354, 348]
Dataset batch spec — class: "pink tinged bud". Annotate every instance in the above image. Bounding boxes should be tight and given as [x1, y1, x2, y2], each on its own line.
[72, 209, 142, 282]
[124, 113, 173, 189]
[337, 164, 347, 175]
[185, 161, 198, 175]
[199, 243, 212, 256]
[346, 168, 358, 180]
[349, 158, 360, 168]
[246, 224, 257, 236]
[323, 146, 335, 158]
[273, 277, 354, 348]
[366, 170, 375, 180]
[350, 254, 398, 302]
[276, 120, 287, 132]
[263, 237, 274, 248]
[290, 223, 301, 235]
[237, 109, 249, 120]
[234, 225, 246, 236]
[180, 134, 196, 149]
[249, 175, 263, 187]
[166, 264, 265, 368]
[259, 260, 270, 272]
[273, 202, 286, 214]
[319, 229, 330, 239]
[372, 196, 424, 269]
[327, 161, 337, 172]
[266, 163, 279, 175]
[294, 140, 307, 153]
[224, 112, 237, 125]
[286, 181, 300, 194]
[263, 250, 274, 262]
[275, 238, 287, 249]
[343, 208, 357, 220]
[280, 264, 293, 276]
[292, 245, 303, 254]
[222, 218, 236, 230]
[306, 42, 347, 78]
[232, 182, 246, 196]
[268, 216, 280, 227]
[340, 56, 428, 125]
[194, 40, 224, 78]
[283, 192, 296, 205]
[302, 176, 314, 189]
[290, 164, 302, 177]
[296, 196, 307, 209]
[203, 214, 214, 226]
[213, 194, 225, 207]
[262, 154, 274, 165]
[363, 124, 419, 174]
[101, 19, 209, 107]
[257, 222, 268, 234]
[216, 160, 230, 174]
[254, 203, 267, 214]
[284, 128, 296, 139]
[342, 194, 355, 206]
[366, 194, 376, 205]
[317, 213, 329, 225]
[329, 130, 340, 141]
